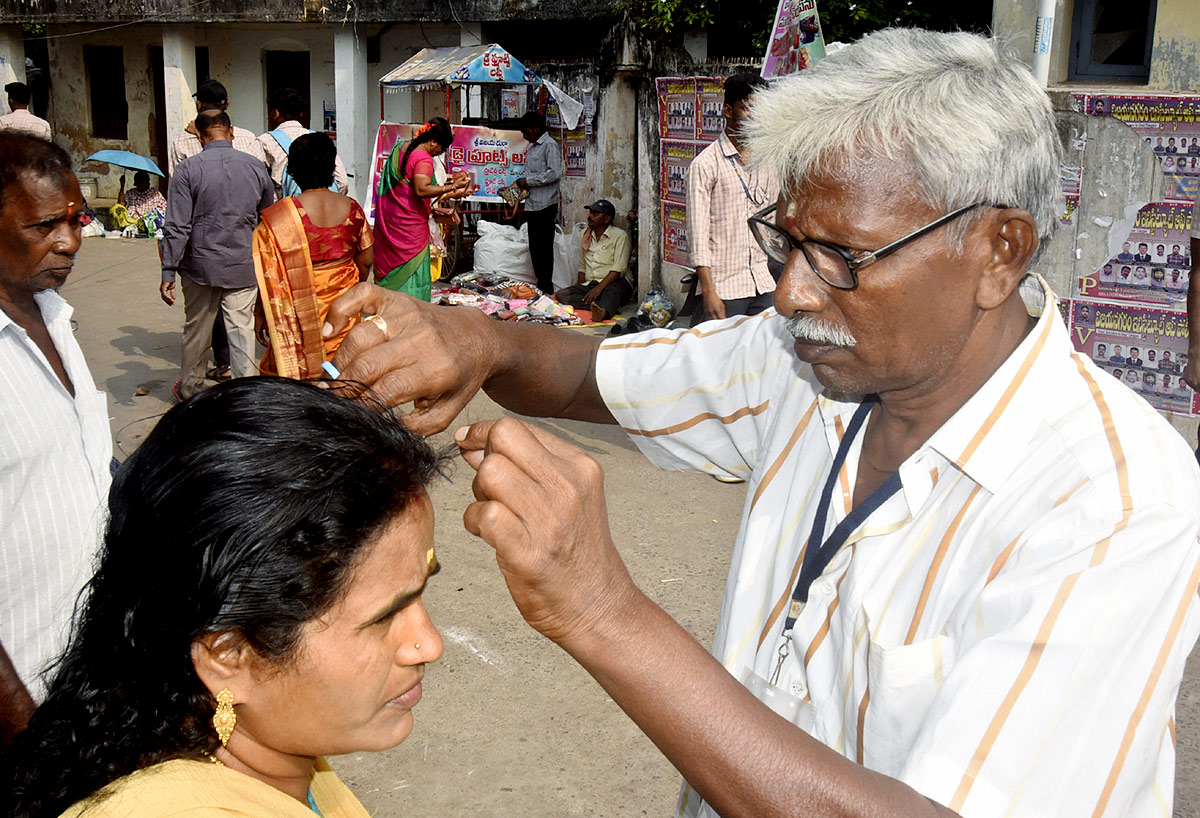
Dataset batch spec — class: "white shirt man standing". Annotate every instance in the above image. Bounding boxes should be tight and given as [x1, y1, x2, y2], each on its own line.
[257, 87, 348, 200]
[0, 82, 51, 140]
[0, 133, 112, 743]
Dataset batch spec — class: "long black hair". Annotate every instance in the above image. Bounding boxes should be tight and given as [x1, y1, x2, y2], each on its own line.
[3, 378, 446, 818]
[400, 116, 453, 178]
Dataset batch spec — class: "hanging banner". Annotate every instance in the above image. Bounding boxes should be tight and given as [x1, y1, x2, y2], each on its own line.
[762, 0, 826, 79]
[1068, 299, 1197, 415]
[367, 122, 528, 219]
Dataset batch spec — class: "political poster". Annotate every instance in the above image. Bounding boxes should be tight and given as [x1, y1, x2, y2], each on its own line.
[762, 0, 826, 79]
[660, 141, 695, 205]
[1084, 94, 1200, 203]
[1068, 299, 1197, 415]
[564, 127, 587, 178]
[1075, 202, 1193, 308]
[662, 201, 690, 267]
[367, 122, 528, 220]
[696, 78, 725, 143]
[657, 78, 697, 140]
[501, 88, 522, 120]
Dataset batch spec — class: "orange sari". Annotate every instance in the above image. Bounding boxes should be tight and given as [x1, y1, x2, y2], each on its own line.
[253, 198, 370, 378]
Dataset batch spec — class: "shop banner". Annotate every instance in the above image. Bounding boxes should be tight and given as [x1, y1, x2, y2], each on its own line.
[1083, 94, 1200, 203]
[660, 141, 696, 204]
[658, 78, 697, 140]
[662, 201, 690, 267]
[1068, 299, 1197, 415]
[367, 122, 528, 220]
[762, 0, 826, 79]
[1075, 202, 1193, 308]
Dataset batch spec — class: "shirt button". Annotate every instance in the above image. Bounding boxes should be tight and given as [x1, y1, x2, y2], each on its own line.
[790, 679, 807, 697]
[816, 579, 835, 597]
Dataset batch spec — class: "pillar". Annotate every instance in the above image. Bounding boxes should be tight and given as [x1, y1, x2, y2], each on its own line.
[0, 26, 25, 115]
[162, 25, 197, 155]
[335, 26, 369, 204]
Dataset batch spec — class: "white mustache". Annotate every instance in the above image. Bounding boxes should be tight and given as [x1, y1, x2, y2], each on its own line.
[783, 315, 857, 347]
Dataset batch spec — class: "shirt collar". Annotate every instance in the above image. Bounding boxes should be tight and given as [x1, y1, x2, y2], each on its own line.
[201, 140, 233, 151]
[0, 288, 72, 335]
[716, 130, 741, 158]
[812, 274, 1059, 496]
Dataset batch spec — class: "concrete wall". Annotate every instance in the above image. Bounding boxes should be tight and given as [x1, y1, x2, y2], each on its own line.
[0, 24, 24, 113]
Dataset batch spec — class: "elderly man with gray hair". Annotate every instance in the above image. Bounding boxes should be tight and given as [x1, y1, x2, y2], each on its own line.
[323, 30, 1200, 817]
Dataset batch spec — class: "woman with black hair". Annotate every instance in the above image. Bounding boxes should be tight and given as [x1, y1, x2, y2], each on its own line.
[374, 117, 474, 299]
[4, 378, 447, 818]
[253, 132, 375, 379]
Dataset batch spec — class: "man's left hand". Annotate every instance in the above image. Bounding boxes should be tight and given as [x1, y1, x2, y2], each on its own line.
[159, 281, 175, 306]
[582, 283, 606, 305]
[515, 178, 529, 191]
[457, 417, 638, 646]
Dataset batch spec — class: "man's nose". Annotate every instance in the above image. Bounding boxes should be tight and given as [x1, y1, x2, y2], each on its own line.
[772, 249, 828, 316]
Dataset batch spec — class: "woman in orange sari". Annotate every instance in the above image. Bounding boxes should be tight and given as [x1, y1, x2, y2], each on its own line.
[253, 133, 373, 378]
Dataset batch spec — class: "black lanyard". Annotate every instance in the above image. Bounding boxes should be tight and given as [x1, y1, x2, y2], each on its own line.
[770, 398, 902, 683]
[725, 153, 766, 206]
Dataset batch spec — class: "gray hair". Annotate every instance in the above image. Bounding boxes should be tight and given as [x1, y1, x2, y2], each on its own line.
[744, 29, 1062, 247]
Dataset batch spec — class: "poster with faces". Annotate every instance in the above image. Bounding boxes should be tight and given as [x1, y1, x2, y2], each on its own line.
[1081, 94, 1200, 203]
[1076, 202, 1193, 309]
[657, 77, 723, 270]
[1068, 299, 1198, 415]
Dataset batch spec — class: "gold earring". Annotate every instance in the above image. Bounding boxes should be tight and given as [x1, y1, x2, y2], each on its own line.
[213, 688, 236, 746]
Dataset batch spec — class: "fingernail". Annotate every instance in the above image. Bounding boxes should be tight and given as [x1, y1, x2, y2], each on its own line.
[453, 426, 468, 442]
[321, 322, 333, 338]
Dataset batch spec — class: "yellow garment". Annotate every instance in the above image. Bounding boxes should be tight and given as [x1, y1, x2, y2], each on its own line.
[578, 225, 631, 285]
[58, 757, 370, 818]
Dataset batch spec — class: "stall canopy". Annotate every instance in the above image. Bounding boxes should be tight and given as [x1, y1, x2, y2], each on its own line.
[379, 45, 539, 92]
[379, 44, 582, 129]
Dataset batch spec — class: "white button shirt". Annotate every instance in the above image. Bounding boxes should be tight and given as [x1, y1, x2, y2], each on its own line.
[597, 276, 1200, 817]
[0, 291, 112, 699]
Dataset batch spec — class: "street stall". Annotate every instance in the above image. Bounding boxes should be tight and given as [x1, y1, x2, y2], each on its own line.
[368, 44, 583, 316]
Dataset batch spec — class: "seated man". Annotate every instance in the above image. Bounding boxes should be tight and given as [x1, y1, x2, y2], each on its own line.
[326, 29, 1200, 818]
[554, 199, 632, 322]
[116, 170, 166, 227]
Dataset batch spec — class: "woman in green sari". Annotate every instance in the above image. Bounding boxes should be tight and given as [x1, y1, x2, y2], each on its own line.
[374, 117, 473, 299]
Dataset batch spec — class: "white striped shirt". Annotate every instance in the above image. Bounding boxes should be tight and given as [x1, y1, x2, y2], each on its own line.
[596, 275, 1200, 817]
[0, 291, 111, 700]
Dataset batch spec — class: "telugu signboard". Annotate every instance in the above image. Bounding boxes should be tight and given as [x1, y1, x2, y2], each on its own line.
[762, 0, 826, 79]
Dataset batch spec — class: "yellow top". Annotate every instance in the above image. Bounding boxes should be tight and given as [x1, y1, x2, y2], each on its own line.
[58, 757, 371, 818]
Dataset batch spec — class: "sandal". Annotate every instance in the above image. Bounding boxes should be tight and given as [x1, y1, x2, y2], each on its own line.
[205, 365, 231, 381]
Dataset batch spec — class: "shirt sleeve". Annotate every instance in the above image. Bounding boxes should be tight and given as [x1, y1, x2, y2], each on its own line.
[596, 311, 799, 478]
[525, 139, 563, 187]
[334, 154, 349, 194]
[894, 495, 1200, 817]
[611, 230, 631, 277]
[686, 151, 715, 269]
[160, 165, 194, 281]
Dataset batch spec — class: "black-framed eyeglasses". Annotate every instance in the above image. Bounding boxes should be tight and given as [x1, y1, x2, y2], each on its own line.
[747, 201, 993, 290]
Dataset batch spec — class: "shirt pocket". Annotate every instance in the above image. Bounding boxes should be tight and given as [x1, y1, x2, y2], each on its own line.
[860, 631, 956, 775]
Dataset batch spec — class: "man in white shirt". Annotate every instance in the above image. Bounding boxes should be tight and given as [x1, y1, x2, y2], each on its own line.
[0, 132, 112, 743]
[257, 88, 347, 200]
[0, 82, 51, 140]
[324, 30, 1200, 817]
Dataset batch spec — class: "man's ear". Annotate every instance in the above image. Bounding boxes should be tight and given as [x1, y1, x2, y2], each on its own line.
[974, 208, 1039, 311]
[191, 631, 255, 699]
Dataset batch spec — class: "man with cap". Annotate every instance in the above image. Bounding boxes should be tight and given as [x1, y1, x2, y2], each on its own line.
[169, 78, 266, 174]
[554, 199, 632, 322]
[169, 78, 267, 382]
[0, 82, 50, 139]
[515, 110, 563, 295]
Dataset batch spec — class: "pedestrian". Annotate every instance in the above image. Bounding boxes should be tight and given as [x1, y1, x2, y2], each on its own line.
[257, 87, 348, 200]
[324, 29, 1200, 817]
[515, 110, 562, 295]
[553, 199, 632, 321]
[160, 110, 273, 402]
[0, 82, 50, 139]
[686, 73, 779, 325]
[169, 78, 268, 383]
[373, 117, 473, 300]
[253, 133, 374, 377]
[0, 132, 112, 743]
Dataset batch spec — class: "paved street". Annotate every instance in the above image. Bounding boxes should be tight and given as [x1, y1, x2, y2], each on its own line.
[62, 236, 1200, 817]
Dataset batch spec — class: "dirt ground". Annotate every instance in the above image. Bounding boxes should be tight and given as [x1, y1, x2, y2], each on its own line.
[62, 236, 1200, 816]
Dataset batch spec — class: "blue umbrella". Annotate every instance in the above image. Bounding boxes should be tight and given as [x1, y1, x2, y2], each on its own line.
[85, 150, 164, 177]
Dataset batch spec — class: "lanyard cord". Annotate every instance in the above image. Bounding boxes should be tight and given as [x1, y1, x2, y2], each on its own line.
[725, 153, 766, 206]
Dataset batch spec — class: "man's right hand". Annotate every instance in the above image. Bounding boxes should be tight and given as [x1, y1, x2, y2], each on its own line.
[1184, 346, 1200, 392]
[325, 282, 500, 436]
[159, 281, 175, 306]
[701, 289, 726, 321]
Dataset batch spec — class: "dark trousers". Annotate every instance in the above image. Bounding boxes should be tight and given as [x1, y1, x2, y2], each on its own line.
[211, 310, 229, 368]
[556, 277, 634, 318]
[526, 203, 558, 294]
[689, 290, 775, 328]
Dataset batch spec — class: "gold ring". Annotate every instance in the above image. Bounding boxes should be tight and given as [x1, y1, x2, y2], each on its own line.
[365, 314, 388, 336]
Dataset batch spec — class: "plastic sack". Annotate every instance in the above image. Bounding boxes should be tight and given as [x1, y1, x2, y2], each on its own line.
[472, 220, 535, 283]
[608, 286, 677, 337]
[552, 222, 585, 292]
